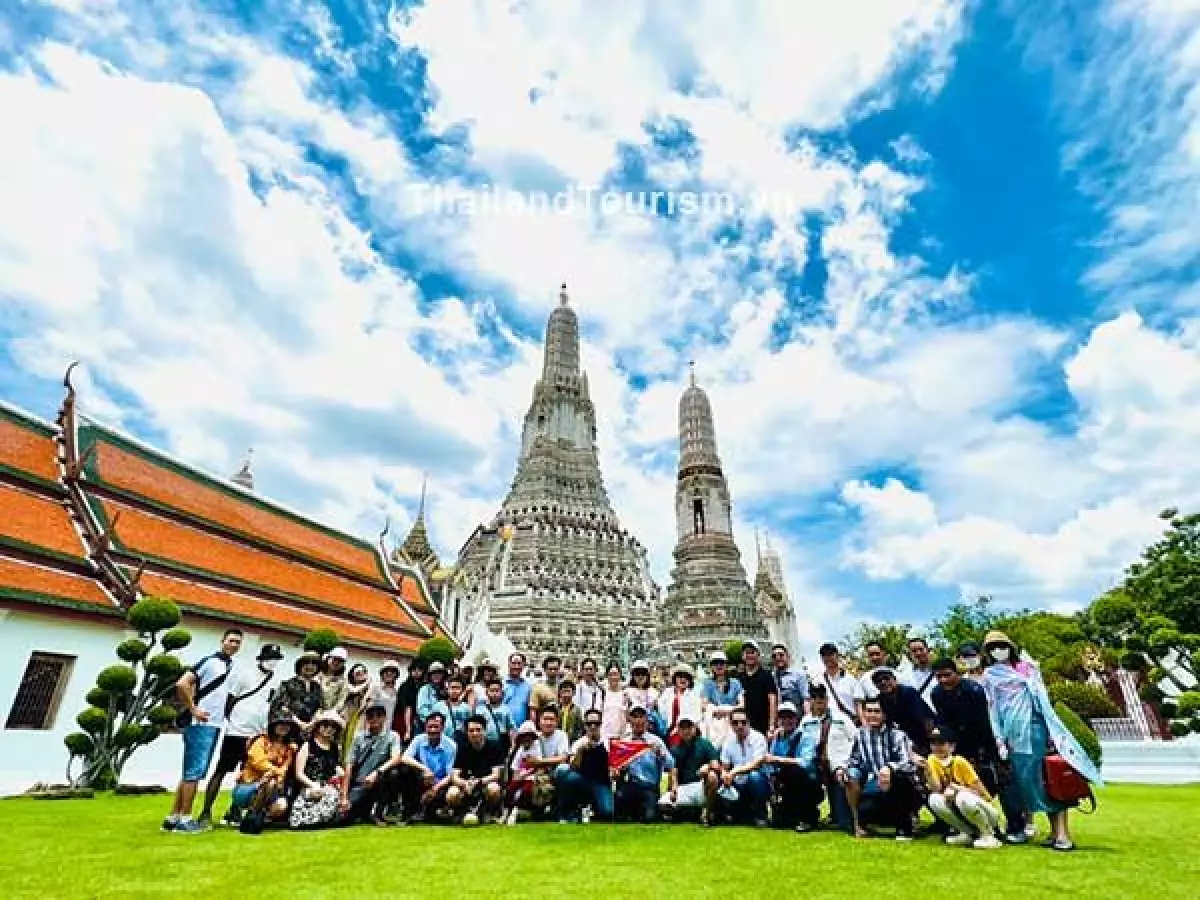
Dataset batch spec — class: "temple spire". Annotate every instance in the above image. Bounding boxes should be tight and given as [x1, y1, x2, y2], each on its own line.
[541, 281, 581, 380]
[231, 449, 254, 491]
[416, 473, 428, 523]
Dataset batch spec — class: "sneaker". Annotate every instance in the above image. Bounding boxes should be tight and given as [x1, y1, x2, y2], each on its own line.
[753, 818, 769, 828]
[1050, 838, 1075, 852]
[174, 819, 209, 834]
[161, 816, 179, 832]
[974, 835, 1003, 849]
[1025, 822, 1037, 838]
[794, 822, 813, 834]
[505, 808, 519, 827]
[1005, 832, 1030, 845]
[945, 832, 973, 846]
[196, 813, 212, 827]
[895, 832, 914, 842]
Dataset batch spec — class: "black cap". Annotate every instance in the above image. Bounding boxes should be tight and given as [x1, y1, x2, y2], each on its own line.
[929, 726, 956, 744]
[257, 643, 284, 661]
[364, 703, 388, 717]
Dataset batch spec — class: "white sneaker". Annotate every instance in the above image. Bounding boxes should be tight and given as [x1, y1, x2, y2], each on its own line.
[974, 834, 1003, 849]
[505, 808, 519, 827]
[945, 832, 973, 846]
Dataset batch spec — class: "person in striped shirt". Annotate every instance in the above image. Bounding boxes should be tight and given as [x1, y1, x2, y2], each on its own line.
[836, 698, 922, 840]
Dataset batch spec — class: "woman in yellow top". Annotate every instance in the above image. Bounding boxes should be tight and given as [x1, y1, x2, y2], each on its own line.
[227, 716, 297, 825]
[926, 726, 1003, 849]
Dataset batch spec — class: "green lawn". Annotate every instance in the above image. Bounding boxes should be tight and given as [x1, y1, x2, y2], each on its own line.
[3, 784, 1197, 899]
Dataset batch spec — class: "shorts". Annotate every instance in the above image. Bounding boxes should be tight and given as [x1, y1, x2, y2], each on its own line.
[216, 735, 250, 773]
[182, 724, 221, 782]
[660, 781, 707, 808]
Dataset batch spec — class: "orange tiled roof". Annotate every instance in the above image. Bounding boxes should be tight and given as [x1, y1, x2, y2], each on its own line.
[0, 482, 89, 562]
[99, 497, 425, 636]
[140, 571, 423, 654]
[84, 430, 384, 581]
[0, 409, 60, 485]
[0, 555, 113, 611]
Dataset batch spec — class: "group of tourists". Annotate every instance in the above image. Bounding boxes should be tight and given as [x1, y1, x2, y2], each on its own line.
[161, 629, 1101, 851]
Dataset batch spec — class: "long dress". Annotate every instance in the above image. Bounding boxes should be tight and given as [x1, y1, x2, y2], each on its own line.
[982, 662, 1103, 817]
[601, 684, 627, 740]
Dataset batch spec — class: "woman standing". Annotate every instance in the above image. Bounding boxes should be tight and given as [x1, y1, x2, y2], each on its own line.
[600, 664, 627, 740]
[656, 664, 703, 747]
[289, 710, 345, 830]
[981, 630, 1103, 851]
[699, 651, 744, 748]
[339, 663, 371, 758]
[364, 660, 401, 728]
[624, 660, 659, 736]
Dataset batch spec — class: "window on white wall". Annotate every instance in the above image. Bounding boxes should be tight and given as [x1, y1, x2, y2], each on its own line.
[5, 652, 76, 730]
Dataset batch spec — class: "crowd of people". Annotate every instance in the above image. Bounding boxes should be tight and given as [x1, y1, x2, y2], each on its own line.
[160, 630, 1102, 851]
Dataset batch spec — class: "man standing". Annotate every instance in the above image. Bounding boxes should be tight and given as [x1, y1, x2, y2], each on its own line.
[770, 645, 811, 717]
[837, 698, 922, 840]
[872, 669, 935, 755]
[448, 715, 505, 824]
[341, 703, 405, 825]
[612, 704, 674, 823]
[716, 711, 770, 826]
[765, 702, 823, 831]
[801, 685, 858, 831]
[858, 641, 891, 700]
[575, 658, 604, 714]
[503, 653, 533, 727]
[813, 642, 864, 724]
[164, 628, 244, 833]
[900, 637, 937, 711]
[198, 642, 283, 825]
[736, 641, 778, 736]
[658, 714, 720, 823]
[530, 655, 564, 716]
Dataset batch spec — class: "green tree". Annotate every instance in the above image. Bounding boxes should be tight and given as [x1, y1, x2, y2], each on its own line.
[840, 623, 912, 670]
[723, 640, 744, 668]
[64, 596, 192, 789]
[932, 596, 1002, 651]
[303, 628, 340, 655]
[416, 636, 458, 665]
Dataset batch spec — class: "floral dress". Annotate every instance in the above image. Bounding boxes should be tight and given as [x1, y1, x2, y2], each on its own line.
[289, 738, 341, 829]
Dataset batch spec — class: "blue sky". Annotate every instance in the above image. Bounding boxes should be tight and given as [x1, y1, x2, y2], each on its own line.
[3, 0, 1200, 654]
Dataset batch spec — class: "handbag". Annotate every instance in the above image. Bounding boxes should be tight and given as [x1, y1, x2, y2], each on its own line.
[1043, 752, 1096, 812]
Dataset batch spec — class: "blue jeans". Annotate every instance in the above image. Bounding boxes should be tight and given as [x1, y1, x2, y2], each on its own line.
[181, 725, 220, 782]
[823, 774, 852, 830]
[616, 780, 660, 823]
[556, 770, 614, 821]
[723, 771, 770, 822]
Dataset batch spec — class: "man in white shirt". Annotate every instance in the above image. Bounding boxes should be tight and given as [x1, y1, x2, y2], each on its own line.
[716, 710, 770, 825]
[575, 657, 605, 714]
[813, 643, 864, 724]
[164, 628, 244, 833]
[198, 643, 284, 825]
[801, 684, 859, 831]
[525, 706, 571, 818]
[859, 641, 891, 700]
[897, 637, 937, 712]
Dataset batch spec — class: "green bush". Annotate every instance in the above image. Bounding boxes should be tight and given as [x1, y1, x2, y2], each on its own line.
[115, 639, 150, 663]
[1048, 681, 1121, 722]
[303, 628, 340, 655]
[147, 704, 179, 727]
[85, 688, 111, 709]
[112, 723, 144, 748]
[723, 640, 744, 668]
[1175, 691, 1200, 718]
[95, 665, 137, 694]
[1160, 701, 1178, 719]
[126, 596, 181, 634]
[1140, 681, 1166, 705]
[1120, 652, 1149, 672]
[1054, 702, 1102, 768]
[160, 628, 192, 652]
[76, 707, 108, 734]
[1170, 720, 1191, 738]
[63, 732, 94, 757]
[144, 654, 184, 681]
[416, 636, 458, 664]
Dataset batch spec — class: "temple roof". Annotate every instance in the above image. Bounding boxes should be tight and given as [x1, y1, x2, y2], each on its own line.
[0, 381, 458, 656]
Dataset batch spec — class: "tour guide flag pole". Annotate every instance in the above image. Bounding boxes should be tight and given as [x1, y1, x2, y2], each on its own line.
[608, 738, 654, 771]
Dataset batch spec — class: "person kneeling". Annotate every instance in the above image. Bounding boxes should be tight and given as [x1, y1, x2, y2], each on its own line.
[837, 699, 923, 841]
[229, 716, 296, 833]
[402, 712, 458, 823]
[340, 703, 406, 826]
[926, 726, 1003, 849]
[289, 711, 345, 830]
[766, 702, 824, 832]
[449, 714, 505, 825]
[612, 704, 674, 823]
[658, 715, 719, 824]
[715, 712, 770, 826]
[558, 709, 614, 823]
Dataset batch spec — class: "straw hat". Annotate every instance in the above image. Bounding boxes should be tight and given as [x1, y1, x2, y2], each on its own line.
[982, 630, 1016, 650]
[312, 709, 345, 731]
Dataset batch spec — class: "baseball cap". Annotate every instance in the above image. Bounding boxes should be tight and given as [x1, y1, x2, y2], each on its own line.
[327, 646, 348, 661]
[871, 667, 896, 684]
[709, 651, 728, 663]
[364, 703, 388, 717]
[778, 701, 799, 717]
[929, 726, 957, 744]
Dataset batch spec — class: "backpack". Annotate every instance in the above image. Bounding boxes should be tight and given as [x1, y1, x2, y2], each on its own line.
[1043, 752, 1097, 812]
[174, 653, 232, 728]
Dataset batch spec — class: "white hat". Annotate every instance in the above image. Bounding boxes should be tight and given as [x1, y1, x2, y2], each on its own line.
[312, 709, 345, 730]
[631, 659, 650, 672]
[778, 701, 800, 717]
[379, 659, 401, 673]
[709, 651, 728, 663]
[516, 721, 538, 738]
[327, 647, 348, 661]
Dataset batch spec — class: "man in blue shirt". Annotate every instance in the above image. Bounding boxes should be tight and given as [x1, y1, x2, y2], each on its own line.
[872, 668, 935, 754]
[613, 703, 675, 822]
[770, 644, 811, 717]
[503, 652, 533, 727]
[402, 712, 457, 822]
[765, 701, 823, 831]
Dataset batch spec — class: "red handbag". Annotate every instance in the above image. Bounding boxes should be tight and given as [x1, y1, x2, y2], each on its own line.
[1043, 752, 1096, 812]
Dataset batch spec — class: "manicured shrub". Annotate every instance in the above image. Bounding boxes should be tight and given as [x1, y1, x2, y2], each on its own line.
[76, 707, 108, 734]
[1048, 681, 1121, 722]
[95, 665, 137, 695]
[416, 636, 458, 664]
[126, 596, 181, 634]
[63, 732, 94, 756]
[115, 639, 150, 663]
[147, 704, 179, 727]
[1055, 702, 1102, 768]
[303, 628, 340, 655]
[1175, 691, 1200, 718]
[160, 628, 192, 652]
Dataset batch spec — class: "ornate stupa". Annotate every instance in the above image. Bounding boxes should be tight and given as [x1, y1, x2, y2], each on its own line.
[658, 365, 767, 662]
[393, 475, 441, 584]
[444, 285, 660, 663]
[754, 529, 797, 652]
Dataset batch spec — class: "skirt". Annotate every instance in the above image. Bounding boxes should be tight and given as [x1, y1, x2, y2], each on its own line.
[289, 784, 340, 829]
[1010, 716, 1068, 817]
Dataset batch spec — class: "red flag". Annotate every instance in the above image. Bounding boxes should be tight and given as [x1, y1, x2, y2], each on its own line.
[608, 739, 654, 770]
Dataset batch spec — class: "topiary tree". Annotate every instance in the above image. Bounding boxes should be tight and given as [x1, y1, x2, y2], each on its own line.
[1054, 701, 1102, 768]
[416, 636, 458, 665]
[723, 640, 744, 669]
[1048, 681, 1122, 723]
[64, 596, 191, 789]
[303, 628, 340, 655]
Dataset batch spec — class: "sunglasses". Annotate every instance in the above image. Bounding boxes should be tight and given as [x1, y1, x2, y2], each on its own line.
[732, 720, 748, 727]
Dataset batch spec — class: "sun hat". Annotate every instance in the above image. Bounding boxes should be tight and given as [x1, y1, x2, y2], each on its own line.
[671, 663, 694, 681]
[516, 721, 538, 739]
[631, 659, 650, 672]
[983, 630, 1016, 650]
[363, 703, 388, 717]
[294, 651, 322, 673]
[379, 659, 401, 674]
[710, 651, 728, 664]
[326, 646, 349, 661]
[428, 661, 447, 674]
[312, 709, 345, 730]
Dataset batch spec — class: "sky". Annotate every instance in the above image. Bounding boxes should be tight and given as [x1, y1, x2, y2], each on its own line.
[2, 0, 1200, 655]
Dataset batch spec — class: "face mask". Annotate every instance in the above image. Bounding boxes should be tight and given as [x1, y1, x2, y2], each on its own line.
[990, 646, 1011, 663]
[962, 656, 980, 671]
[260, 659, 279, 672]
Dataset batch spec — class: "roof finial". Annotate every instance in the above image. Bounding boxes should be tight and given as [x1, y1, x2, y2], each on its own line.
[417, 473, 428, 522]
[688, 359, 696, 387]
[231, 448, 255, 491]
[559, 282, 569, 306]
[755, 526, 762, 563]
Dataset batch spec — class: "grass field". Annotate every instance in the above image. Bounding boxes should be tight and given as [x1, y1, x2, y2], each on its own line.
[3, 784, 1197, 899]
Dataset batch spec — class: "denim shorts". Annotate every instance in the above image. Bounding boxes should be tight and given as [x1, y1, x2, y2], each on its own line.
[182, 724, 220, 782]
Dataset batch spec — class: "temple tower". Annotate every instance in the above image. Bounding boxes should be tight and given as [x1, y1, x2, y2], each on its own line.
[659, 365, 767, 662]
[444, 285, 659, 662]
[753, 529, 798, 652]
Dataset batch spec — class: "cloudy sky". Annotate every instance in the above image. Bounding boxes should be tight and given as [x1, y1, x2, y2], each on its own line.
[3, 0, 1199, 653]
